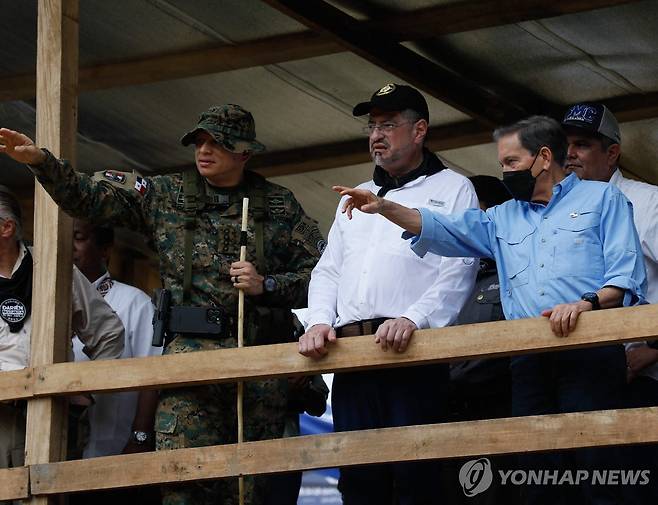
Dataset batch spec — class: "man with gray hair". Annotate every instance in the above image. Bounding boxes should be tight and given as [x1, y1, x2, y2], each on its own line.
[0, 186, 124, 492]
[299, 84, 478, 504]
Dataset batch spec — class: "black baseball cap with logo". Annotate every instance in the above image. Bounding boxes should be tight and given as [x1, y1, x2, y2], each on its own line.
[353, 83, 430, 121]
[562, 102, 621, 144]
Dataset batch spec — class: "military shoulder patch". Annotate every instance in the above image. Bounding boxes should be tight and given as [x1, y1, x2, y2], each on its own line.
[292, 215, 325, 258]
[92, 169, 148, 196]
[101, 170, 126, 184]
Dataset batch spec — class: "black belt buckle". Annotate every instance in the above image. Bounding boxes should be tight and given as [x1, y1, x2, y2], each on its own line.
[206, 308, 223, 326]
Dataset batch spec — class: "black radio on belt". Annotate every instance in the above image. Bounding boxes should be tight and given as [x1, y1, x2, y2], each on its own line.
[152, 288, 229, 347]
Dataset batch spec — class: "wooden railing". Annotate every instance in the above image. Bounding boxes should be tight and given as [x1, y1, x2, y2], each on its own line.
[2, 304, 657, 501]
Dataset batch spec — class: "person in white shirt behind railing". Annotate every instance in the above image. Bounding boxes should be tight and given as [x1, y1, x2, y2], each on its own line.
[298, 83, 478, 505]
[0, 186, 124, 503]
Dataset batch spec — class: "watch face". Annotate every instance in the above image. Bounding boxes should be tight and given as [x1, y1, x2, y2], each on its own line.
[264, 276, 277, 293]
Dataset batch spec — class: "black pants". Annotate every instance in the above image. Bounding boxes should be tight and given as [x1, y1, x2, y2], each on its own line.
[332, 364, 448, 505]
[511, 346, 626, 505]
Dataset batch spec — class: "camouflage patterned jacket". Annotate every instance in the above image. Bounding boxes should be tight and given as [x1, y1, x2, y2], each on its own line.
[29, 150, 323, 345]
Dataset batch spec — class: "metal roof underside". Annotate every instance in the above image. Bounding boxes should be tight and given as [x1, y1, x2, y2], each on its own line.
[1, 0, 658, 237]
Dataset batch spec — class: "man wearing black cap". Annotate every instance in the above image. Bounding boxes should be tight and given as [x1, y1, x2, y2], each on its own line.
[563, 102, 658, 500]
[0, 105, 324, 505]
[299, 84, 478, 504]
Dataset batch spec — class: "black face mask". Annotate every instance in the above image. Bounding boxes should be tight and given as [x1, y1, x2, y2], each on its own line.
[502, 151, 541, 202]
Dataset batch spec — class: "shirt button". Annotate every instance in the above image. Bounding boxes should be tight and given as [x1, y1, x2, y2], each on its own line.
[543, 216, 548, 220]
[541, 238, 546, 243]
[539, 291, 545, 296]
[476, 294, 484, 301]
[540, 263, 544, 268]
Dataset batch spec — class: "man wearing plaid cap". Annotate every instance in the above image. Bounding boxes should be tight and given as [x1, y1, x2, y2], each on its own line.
[0, 104, 324, 505]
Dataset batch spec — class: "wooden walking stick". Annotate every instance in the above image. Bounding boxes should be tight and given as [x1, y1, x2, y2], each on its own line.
[237, 197, 249, 505]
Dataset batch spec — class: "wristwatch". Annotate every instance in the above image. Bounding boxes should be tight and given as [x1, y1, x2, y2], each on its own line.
[131, 430, 153, 445]
[581, 292, 600, 310]
[263, 275, 277, 293]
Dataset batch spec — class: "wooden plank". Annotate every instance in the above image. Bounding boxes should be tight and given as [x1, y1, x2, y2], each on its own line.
[32, 304, 658, 397]
[0, 1, 639, 102]
[369, 0, 640, 41]
[0, 467, 30, 501]
[249, 120, 492, 177]
[264, 0, 526, 126]
[25, 3, 79, 505]
[29, 406, 658, 494]
[0, 368, 33, 402]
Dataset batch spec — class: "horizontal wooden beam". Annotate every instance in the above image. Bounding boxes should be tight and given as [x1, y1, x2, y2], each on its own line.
[0, 368, 33, 401]
[0, 1, 639, 102]
[30, 304, 658, 398]
[29, 407, 658, 494]
[250, 120, 491, 177]
[0, 31, 343, 103]
[369, 0, 640, 41]
[0, 467, 30, 501]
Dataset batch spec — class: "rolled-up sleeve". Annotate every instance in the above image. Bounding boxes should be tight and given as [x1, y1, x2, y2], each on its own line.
[71, 267, 125, 360]
[600, 189, 647, 306]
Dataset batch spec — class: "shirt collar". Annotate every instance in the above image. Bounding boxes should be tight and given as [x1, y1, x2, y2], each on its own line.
[92, 271, 111, 289]
[551, 172, 579, 202]
[7, 242, 28, 279]
[609, 168, 623, 186]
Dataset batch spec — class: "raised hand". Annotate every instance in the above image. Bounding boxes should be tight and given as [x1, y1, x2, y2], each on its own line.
[0, 128, 46, 165]
[332, 185, 384, 219]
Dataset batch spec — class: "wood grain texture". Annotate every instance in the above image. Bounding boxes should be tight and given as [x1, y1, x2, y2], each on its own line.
[0, 467, 30, 501]
[29, 407, 658, 494]
[31, 304, 658, 397]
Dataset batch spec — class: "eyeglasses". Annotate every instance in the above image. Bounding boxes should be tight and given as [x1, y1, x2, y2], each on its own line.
[361, 121, 413, 135]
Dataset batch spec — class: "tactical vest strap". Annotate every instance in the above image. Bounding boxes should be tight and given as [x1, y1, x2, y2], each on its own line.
[182, 170, 200, 303]
[250, 184, 266, 270]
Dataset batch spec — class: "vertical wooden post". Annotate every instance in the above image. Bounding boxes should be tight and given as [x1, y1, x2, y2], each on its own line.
[25, 0, 79, 503]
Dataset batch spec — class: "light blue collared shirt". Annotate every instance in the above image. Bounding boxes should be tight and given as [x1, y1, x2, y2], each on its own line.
[408, 173, 647, 320]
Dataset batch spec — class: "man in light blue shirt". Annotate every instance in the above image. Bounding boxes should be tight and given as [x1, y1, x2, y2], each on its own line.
[334, 116, 646, 505]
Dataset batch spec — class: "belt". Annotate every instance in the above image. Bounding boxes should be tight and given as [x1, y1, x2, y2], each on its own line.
[335, 317, 389, 337]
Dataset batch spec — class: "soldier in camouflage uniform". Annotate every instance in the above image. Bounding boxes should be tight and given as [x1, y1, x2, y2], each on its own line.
[0, 106, 324, 505]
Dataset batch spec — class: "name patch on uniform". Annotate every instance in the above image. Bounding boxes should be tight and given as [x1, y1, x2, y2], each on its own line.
[134, 176, 149, 195]
[103, 170, 126, 184]
[427, 198, 445, 208]
[268, 196, 287, 217]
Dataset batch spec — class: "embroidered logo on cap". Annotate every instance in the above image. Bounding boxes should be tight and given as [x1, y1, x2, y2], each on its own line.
[564, 104, 598, 124]
[376, 84, 396, 96]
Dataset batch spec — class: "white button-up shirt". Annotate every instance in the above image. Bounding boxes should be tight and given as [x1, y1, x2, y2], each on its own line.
[0, 244, 124, 372]
[73, 273, 161, 458]
[306, 168, 478, 330]
[610, 169, 658, 380]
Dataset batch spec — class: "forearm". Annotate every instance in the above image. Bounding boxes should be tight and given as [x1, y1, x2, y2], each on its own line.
[131, 390, 159, 432]
[597, 285, 625, 309]
[380, 199, 422, 235]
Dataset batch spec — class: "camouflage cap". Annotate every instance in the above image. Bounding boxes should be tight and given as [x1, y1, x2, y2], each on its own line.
[180, 104, 266, 153]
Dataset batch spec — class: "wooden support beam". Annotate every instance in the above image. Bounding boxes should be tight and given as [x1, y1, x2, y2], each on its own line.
[368, 0, 640, 41]
[25, 3, 78, 505]
[0, 467, 30, 501]
[263, 0, 526, 126]
[31, 304, 658, 397]
[0, 369, 33, 402]
[0, 1, 638, 102]
[29, 407, 658, 494]
[247, 88, 658, 178]
[249, 120, 491, 177]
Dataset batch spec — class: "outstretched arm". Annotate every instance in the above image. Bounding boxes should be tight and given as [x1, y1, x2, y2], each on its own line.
[333, 185, 422, 235]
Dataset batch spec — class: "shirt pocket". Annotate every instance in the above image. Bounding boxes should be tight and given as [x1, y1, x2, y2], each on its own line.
[553, 210, 604, 278]
[495, 222, 535, 289]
